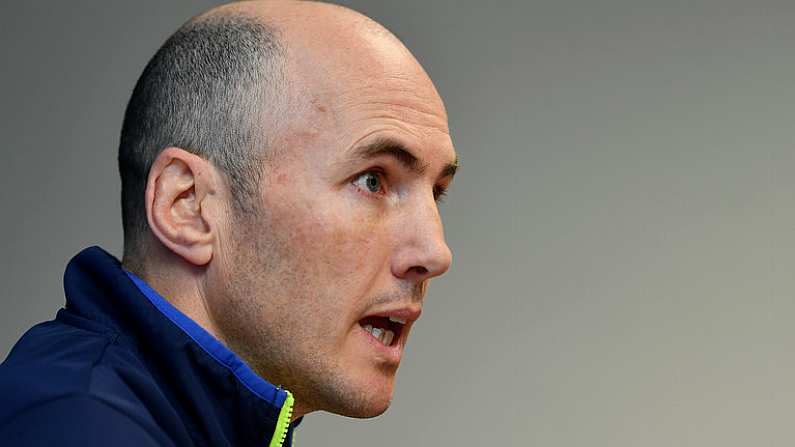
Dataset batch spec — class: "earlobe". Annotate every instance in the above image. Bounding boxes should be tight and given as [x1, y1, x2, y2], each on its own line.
[145, 147, 216, 267]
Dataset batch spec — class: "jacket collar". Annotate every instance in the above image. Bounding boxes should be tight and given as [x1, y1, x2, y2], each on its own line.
[61, 246, 299, 446]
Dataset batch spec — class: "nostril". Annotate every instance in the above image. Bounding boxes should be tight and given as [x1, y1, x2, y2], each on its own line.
[411, 266, 428, 276]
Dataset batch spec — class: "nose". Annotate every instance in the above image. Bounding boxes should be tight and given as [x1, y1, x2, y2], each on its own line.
[391, 196, 453, 283]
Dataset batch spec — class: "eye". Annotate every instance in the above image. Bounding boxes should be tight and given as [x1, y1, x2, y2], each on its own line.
[352, 171, 385, 195]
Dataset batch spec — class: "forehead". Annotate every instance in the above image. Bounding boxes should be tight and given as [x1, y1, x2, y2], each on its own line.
[283, 27, 454, 166]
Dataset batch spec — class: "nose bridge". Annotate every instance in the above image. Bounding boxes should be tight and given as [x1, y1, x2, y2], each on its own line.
[392, 192, 452, 280]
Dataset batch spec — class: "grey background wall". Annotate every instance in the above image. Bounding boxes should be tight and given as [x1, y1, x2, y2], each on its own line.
[1, 1, 792, 445]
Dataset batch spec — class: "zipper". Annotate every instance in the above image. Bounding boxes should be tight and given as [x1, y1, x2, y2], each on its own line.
[268, 389, 295, 447]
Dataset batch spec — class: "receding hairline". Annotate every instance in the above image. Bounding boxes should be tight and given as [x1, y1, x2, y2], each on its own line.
[174, 0, 448, 164]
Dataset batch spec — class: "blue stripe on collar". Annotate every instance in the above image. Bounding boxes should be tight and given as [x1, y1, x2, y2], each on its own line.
[124, 270, 287, 409]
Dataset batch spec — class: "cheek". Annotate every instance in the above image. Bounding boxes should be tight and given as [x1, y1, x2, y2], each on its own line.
[308, 207, 384, 279]
[273, 191, 387, 278]
[274, 200, 387, 340]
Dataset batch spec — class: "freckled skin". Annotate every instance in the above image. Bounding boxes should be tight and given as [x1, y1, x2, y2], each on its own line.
[198, 1, 456, 420]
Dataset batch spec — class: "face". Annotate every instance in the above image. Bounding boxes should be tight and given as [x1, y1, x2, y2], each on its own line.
[206, 27, 457, 418]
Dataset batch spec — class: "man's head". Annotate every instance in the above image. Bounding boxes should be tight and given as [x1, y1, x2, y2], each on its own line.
[118, 1, 457, 419]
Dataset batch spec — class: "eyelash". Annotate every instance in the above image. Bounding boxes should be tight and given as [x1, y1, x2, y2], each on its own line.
[433, 186, 448, 203]
[352, 169, 448, 203]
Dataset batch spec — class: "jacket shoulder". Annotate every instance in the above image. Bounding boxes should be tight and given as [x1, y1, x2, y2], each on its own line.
[1, 319, 114, 417]
[0, 394, 172, 446]
[0, 318, 179, 446]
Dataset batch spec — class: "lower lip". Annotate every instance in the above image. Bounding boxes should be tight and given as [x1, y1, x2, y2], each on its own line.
[358, 324, 403, 365]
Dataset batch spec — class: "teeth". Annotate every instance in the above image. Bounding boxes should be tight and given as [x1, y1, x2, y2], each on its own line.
[362, 324, 396, 346]
[388, 316, 407, 325]
[382, 330, 394, 346]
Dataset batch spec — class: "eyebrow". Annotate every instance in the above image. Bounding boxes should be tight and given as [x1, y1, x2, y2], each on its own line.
[349, 138, 459, 180]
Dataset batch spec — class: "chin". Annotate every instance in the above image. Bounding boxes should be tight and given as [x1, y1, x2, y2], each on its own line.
[336, 396, 392, 419]
[321, 374, 396, 419]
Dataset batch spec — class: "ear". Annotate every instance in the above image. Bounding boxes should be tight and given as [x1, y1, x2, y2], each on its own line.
[145, 147, 218, 266]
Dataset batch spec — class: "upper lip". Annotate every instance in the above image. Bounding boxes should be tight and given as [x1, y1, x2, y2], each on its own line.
[361, 305, 422, 324]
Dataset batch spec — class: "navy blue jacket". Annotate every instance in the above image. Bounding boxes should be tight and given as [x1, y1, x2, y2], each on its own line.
[0, 247, 300, 446]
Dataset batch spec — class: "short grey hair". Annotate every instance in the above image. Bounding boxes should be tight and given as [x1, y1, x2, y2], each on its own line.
[118, 13, 285, 266]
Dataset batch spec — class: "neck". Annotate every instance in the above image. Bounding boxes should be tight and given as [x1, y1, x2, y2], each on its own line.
[126, 248, 226, 347]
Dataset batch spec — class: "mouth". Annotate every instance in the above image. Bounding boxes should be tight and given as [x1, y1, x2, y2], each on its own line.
[356, 307, 421, 363]
[358, 315, 407, 348]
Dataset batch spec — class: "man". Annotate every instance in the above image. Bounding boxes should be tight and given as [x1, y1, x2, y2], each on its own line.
[0, 1, 457, 445]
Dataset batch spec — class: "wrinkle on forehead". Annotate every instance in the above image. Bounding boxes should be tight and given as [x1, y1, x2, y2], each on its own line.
[333, 90, 450, 137]
[337, 75, 448, 117]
